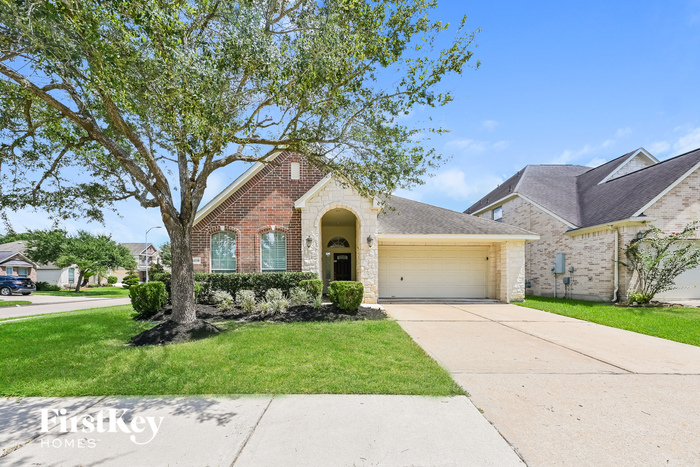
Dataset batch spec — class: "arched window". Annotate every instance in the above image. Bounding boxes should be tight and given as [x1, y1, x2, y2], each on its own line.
[327, 236, 350, 248]
[261, 231, 286, 272]
[211, 232, 236, 273]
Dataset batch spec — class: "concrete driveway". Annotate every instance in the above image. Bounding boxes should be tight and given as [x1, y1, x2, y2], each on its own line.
[385, 303, 700, 466]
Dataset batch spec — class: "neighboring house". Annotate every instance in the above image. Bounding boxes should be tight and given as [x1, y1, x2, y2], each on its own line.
[0, 240, 85, 287]
[192, 151, 538, 303]
[0, 241, 38, 281]
[465, 147, 700, 301]
[115, 243, 160, 282]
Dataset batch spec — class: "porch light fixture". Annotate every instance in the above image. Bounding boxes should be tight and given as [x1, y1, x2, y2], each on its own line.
[306, 236, 313, 248]
[366, 235, 374, 248]
[636, 231, 644, 240]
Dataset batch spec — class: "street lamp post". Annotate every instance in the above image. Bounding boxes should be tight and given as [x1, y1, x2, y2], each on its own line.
[145, 226, 162, 283]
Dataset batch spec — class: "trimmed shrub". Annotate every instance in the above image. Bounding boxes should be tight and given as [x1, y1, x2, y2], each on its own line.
[122, 274, 140, 288]
[328, 281, 364, 312]
[290, 287, 310, 306]
[298, 279, 323, 303]
[151, 271, 318, 300]
[263, 288, 289, 313]
[129, 281, 168, 317]
[107, 275, 118, 285]
[236, 290, 257, 313]
[212, 290, 234, 311]
[35, 281, 61, 291]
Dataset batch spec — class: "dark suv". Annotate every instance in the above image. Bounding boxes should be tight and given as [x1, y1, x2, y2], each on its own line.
[0, 276, 36, 296]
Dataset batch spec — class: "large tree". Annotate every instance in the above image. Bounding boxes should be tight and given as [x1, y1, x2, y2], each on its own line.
[26, 229, 136, 292]
[0, 0, 479, 324]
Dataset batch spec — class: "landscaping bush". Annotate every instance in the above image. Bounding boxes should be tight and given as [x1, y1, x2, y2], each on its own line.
[212, 290, 234, 311]
[122, 274, 140, 288]
[299, 279, 323, 303]
[151, 271, 318, 300]
[236, 290, 257, 313]
[290, 287, 310, 306]
[35, 281, 61, 291]
[107, 275, 118, 285]
[129, 281, 168, 317]
[328, 281, 364, 312]
[263, 288, 289, 313]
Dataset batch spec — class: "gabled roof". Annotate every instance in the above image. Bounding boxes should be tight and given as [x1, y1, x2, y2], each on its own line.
[465, 147, 700, 230]
[121, 243, 154, 255]
[379, 196, 538, 238]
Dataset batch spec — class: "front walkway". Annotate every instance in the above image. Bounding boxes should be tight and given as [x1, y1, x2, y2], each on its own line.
[1, 395, 523, 466]
[385, 303, 700, 466]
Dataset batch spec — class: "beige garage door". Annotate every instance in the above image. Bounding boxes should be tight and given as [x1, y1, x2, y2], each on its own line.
[655, 266, 700, 300]
[379, 245, 488, 299]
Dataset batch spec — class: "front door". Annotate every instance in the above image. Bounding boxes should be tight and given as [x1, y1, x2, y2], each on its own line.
[333, 253, 352, 281]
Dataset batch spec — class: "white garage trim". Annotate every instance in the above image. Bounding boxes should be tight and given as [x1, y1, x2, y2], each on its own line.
[379, 245, 489, 299]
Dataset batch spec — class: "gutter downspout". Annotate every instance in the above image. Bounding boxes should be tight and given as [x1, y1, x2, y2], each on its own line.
[612, 226, 619, 302]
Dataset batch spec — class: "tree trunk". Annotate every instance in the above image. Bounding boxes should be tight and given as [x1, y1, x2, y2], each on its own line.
[74, 271, 84, 292]
[167, 224, 197, 324]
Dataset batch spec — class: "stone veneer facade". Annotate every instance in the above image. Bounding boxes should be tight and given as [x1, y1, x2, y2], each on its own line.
[482, 162, 700, 301]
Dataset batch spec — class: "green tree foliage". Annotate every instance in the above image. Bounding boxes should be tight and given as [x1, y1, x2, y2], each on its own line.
[0, 231, 31, 244]
[26, 230, 137, 292]
[0, 0, 479, 324]
[624, 221, 700, 304]
[158, 242, 172, 267]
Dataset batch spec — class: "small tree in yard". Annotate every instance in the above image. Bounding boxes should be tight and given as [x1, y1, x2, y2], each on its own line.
[27, 229, 136, 292]
[624, 221, 700, 304]
[0, 1, 479, 328]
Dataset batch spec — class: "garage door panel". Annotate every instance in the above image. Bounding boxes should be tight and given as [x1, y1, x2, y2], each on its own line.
[379, 245, 488, 299]
[656, 266, 700, 300]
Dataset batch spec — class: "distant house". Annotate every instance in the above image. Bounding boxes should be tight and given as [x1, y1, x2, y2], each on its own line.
[0, 241, 38, 281]
[114, 243, 160, 282]
[465, 147, 700, 301]
[0, 240, 85, 287]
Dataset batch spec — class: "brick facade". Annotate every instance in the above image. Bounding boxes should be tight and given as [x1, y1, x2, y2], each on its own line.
[492, 165, 700, 301]
[192, 152, 325, 273]
[0, 255, 38, 282]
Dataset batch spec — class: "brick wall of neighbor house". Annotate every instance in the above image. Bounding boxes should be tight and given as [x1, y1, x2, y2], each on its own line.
[618, 168, 700, 298]
[610, 155, 655, 180]
[1, 261, 38, 281]
[498, 196, 618, 301]
[192, 152, 325, 273]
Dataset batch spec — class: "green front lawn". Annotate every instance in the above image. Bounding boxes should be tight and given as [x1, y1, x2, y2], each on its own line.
[0, 305, 462, 397]
[33, 287, 130, 298]
[516, 296, 700, 347]
[0, 300, 32, 307]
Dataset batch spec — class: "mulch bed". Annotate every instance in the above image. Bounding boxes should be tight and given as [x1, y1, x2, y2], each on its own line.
[130, 303, 387, 346]
[135, 303, 387, 323]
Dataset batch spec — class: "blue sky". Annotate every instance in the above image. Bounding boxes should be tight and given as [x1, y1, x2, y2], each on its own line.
[6, 0, 700, 247]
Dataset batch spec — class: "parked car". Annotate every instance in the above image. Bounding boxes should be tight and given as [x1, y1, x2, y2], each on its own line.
[0, 276, 36, 296]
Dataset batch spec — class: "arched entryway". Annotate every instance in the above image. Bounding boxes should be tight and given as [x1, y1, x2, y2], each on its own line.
[320, 208, 358, 291]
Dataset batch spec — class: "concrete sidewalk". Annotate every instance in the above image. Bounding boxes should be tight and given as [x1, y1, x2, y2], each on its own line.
[0, 395, 524, 466]
[0, 295, 130, 320]
[386, 303, 700, 466]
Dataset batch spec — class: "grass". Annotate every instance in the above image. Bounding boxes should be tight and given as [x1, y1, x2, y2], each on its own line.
[516, 296, 700, 347]
[33, 287, 130, 298]
[0, 305, 462, 397]
[0, 300, 32, 307]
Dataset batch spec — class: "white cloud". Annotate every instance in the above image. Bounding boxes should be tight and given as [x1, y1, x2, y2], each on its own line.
[445, 138, 508, 154]
[397, 168, 505, 203]
[647, 140, 671, 155]
[480, 120, 499, 131]
[673, 127, 700, 154]
[615, 127, 633, 138]
[585, 157, 607, 167]
[550, 127, 634, 165]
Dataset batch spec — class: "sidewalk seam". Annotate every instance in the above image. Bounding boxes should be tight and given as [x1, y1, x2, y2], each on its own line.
[230, 396, 274, 466]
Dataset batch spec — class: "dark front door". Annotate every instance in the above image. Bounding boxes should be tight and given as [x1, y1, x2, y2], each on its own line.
[333, 253, 352, 281]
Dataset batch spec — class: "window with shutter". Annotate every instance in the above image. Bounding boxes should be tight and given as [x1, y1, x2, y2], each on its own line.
[261, 231, 286, 272]
[211, 232, 237, 273]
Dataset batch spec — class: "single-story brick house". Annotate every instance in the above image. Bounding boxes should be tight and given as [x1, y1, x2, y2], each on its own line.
[465, 147, 700, 301]
[192, 151, 538, 303]
[0, 241, 37, 281]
